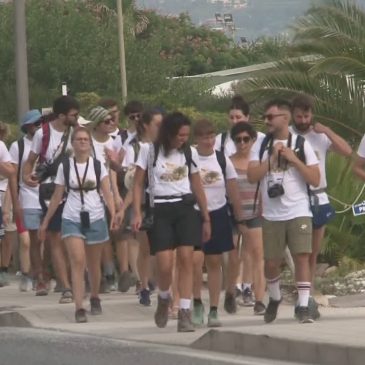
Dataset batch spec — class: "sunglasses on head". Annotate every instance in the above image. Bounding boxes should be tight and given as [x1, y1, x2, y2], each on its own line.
[263, 113, 286, 122]
[234, 136, 251, 144]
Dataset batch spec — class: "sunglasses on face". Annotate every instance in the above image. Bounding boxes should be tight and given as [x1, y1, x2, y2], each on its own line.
[103, 118, 113, 125]
[234, 136, 251, 144]
[263, 113, 287, 122]
[128, 114, 141, 121]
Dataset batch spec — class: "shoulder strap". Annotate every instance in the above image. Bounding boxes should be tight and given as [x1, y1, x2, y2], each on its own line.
[119, 129, 129, 144]
[40, 122, 50, 163]
[63, 158, 70, 193]
[17, 138, 25, 189]
[130, 139, 141, 163]
[220, 132, 227, 153]
[294, 134, 306, 163]
[183, 145, 197, 176]
[152, 142, 159, 167]
[215, 150, 227, 180]
[93, 158, 101, 195]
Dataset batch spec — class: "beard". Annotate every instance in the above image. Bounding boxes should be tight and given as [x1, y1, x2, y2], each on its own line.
[294, 123, 311, 132]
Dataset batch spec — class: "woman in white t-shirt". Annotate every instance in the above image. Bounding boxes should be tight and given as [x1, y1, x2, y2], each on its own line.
[132, 112, 211, 333]
[39, 127, 119, 323]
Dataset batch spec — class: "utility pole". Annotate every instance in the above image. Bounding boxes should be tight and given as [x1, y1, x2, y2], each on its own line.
[14, 0, 30, 124]
[116, 0, 127, 105]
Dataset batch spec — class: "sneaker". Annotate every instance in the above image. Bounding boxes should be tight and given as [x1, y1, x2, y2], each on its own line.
[264, 298, 281, 323]
[242, 288, 255, 307]
[53, 281, 63, 293]
[59, 289, 73, 304]
[235, 286, 242, 298]
[254, 301, 266, 316]
[106, 275, 116, 292]
[208, 310, 222, 328]
[0, 272, 9, 287]
[118, 271, 132, 293]
[177, 309, 195, 332]
[224, 292, 237, 314]
[35, 281, 48, 296]
[297, 306, 314, 324]
[19, 274, 32, 292]
[90, 297, 102, 315]
[154, 295, 170, 328]
[308, 297, 321, 320]
[75, 308, 88, 323]
[192, 302, 205, 327]
[100, 276, 110, 294]
[139, 288, 151, 306]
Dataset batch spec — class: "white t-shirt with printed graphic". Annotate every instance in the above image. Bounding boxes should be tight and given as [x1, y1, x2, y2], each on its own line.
[92, 136, 114, 169]
[290, 126, 331, 205]
[197, 151, 237, 212]
[112, 130, 137, 153]
[9, 137, 41, 210]
[250, 133, 319, 221]
[122, 141, 142, 190]
[55, 157, 108, 223]
[215, 131, 266, 157]
[136, 144, 200, 202]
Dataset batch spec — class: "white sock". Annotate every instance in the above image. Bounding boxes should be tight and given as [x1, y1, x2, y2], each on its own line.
[236, 283, 243, 291]
[179, 298, 191, 310]
[267, 276, 281, 301]
[297, 282, 311, 307]
[243, 283, 252, 291]
[159, 290, 170, 300]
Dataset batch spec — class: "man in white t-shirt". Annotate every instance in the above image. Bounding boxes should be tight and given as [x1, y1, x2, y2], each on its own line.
[9, 110, 45, 294]
[290, 95, 352, 315]
[0, 139, 15, 288]
[248, 99, 320, 324]
[23, 96, 80, 303]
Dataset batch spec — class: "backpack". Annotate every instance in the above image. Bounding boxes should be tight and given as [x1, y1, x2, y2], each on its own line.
[17, 138, 25, 190]
[220, 132, 228, 153]
[215, 150, 227, 180]
[253, 133, 306, 211]
[62, 157, 102, 196]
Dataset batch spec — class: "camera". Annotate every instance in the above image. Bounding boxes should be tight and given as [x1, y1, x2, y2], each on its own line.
[267, 183, 285, 198]
[35, 163, 51, 182]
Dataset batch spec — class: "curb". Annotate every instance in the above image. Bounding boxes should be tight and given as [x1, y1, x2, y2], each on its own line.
[0, 311, 32, 328]
[191, 329, 365, 365]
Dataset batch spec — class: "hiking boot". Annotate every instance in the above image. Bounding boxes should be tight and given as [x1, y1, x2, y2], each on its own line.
[224, 292, 237, 314]
[242, 288, 255, 307]
[59, 289, 73, 304]
[154, 296, 170, 328]
[139, 288, 151, 306]
[264, 298, 281, 323]
[35, 281, 48, 296]
[177, 309, 195, 332]
[118, 271, 132, 293]
[297, 306, 314, 324]
[308, 296, 321, 320]
[75, 308, 88, 323]
[192, 302, 205, 327]
[254, 301, 266, 316]
[90, 297, 102, 315]
[19, 274, 32, 292]
[208, 309, 222, 328]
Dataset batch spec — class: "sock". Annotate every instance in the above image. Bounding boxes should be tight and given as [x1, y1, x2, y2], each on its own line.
[236, 283, 243, 291]
[103, 262, 115, 277]
[243, 283, 252, 291]
[159, 290, 170, 300]
[267, 276, 281, 301]
[210, 306, 218, 313]
[179, 298, 191, 310]
[193, 298, 203, 307]
[297, 282, 311, 307]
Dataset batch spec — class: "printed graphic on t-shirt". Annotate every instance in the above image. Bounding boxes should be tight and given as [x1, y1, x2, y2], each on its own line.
[200, 169, 221, 185]
[124, 165, 136, 190]
[160, 163, 187, 182]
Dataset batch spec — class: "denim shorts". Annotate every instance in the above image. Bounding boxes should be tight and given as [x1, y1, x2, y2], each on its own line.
[61, 218, 109, 245]
[23, 208, 43, 231]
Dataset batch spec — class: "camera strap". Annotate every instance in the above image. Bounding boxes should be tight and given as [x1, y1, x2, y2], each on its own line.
[74, 157, 90, 208]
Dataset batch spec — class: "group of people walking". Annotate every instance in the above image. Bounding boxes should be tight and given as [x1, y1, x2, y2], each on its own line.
[0, 92, 360, 331]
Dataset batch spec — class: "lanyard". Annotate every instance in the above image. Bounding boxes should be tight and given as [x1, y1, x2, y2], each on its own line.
[74, 157, 89, 207]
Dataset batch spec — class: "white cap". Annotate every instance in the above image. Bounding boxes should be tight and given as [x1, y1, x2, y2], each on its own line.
[78, 116, 92, 126]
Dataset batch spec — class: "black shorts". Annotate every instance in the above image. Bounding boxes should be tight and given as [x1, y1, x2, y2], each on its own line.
[147, 201, 202, 255]
[202, 205, 234, 255]
[42, 203, 65, 233]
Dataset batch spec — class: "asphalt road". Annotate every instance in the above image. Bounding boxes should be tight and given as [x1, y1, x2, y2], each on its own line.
[0, 328, 303, 365]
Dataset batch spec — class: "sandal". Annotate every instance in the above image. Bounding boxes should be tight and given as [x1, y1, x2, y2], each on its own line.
[59, 289, 73, 304]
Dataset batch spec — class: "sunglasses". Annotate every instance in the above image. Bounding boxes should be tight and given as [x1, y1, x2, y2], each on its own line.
[129, 114, 141, 121]
[263, 113, 287, 122]
[234, 136, 251, 144]
[103, 118, 113, 125]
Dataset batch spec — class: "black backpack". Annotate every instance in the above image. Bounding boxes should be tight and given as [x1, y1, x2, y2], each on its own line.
[215, 149, 227, 180]
[62, 158, 102, 195]
[220, 132, 228, 153]
[253, 133, 306, 211]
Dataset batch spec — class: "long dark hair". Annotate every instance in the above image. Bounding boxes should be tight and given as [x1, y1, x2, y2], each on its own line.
[136, 109, 162, 139]
[157, 112, 191, 155]
[229, 95, 250, 116]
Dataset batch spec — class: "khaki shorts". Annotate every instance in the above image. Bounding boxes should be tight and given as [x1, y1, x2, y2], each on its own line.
[262, 217, 312, 260]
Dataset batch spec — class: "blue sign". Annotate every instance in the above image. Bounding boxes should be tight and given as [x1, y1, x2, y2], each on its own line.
[353, 201, 365, 216]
